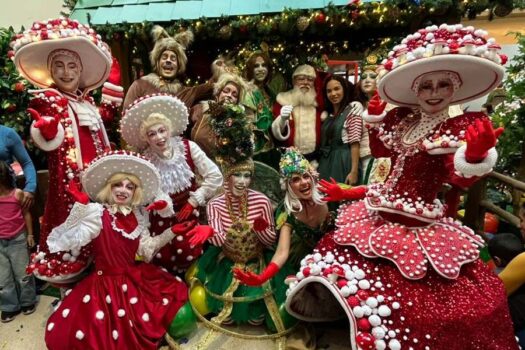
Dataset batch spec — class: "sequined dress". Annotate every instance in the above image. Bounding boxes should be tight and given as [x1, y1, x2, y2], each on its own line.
[285, 108, 518, 349]
[44, 203, 187, 350]
[27, 88, 115, 280]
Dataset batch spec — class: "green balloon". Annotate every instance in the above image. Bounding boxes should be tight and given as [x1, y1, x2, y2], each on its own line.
[168, 302, 197, 339]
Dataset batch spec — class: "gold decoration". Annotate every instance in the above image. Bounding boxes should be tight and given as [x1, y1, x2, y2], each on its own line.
[296, 16, 310, 32]
[219, 25, 232, 39]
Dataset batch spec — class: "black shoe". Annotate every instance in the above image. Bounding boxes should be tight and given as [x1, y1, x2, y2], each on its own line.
[21, 304, 36, 315]
[1, 310, 21, 323]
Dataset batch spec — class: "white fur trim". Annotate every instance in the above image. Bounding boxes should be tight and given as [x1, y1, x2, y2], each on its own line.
[30, 121, 65, 152]
[152, 191, 175, 218]
[454, 145, 497, 178]
[271, 116, 290, 141]
[320, 111, 328, 121]
[362, 110, 386, 123]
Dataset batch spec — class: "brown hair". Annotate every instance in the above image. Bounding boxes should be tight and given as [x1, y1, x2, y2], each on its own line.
[244, 51, 272, 85]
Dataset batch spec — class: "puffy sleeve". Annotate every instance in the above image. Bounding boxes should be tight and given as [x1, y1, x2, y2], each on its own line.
[187, 141, 223, 207]
[28, 95, 65, 152]
[152, 190, 175, 218]
[137, 226, 175, 263]
[47, 202, 104, 253]
[342, 102, 364, 144]
[367, 108, 407, 159]
[253, 195, 276, 247]
[207, 198, 226, 247]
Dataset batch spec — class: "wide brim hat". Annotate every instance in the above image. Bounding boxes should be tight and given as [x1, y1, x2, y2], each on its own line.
[121, 94, 189, 150]
[81, 151, 161, 205]
[378, 23, 506, 107]
[11, 18, 112, 91]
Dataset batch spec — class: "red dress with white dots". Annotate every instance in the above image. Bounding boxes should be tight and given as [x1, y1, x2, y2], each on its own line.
[285, 108, 518, 350]
[45, 205, 187, 350]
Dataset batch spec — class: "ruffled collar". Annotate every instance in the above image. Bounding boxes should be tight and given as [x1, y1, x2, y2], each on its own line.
[144, 136, 194, 194]
[106, 204, 133, 216]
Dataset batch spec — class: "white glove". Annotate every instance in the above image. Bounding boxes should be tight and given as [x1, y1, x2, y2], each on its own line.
[280, 105, 293, 121]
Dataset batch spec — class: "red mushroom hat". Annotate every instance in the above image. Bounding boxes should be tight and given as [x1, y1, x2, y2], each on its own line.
[377, 23, 506, 107]
[11, 17, 112, 92]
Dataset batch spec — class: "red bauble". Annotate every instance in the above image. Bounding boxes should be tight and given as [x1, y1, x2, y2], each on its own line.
[357, 318, 371, 331]
[37, 264, 48, 275]
[337, 279, 348, 289]
[484, 212, 499, 233]
[302, 267, 311, 277]
[499, 54, 508, 65]
[315, 12, 326, 24]
[357, 290, 369, 301]
[6, 103, 17, 113]
[355, 332, 375, 349]
[347, 296, 360, 308]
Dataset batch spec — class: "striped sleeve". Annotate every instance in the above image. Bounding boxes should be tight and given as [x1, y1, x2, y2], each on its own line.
[207, 198, 226, 246]
[342, 102, 364, 144]
[250, 192, 276, 247]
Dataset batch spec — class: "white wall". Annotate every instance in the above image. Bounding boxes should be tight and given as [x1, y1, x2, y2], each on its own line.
[0, 0, 64, 30]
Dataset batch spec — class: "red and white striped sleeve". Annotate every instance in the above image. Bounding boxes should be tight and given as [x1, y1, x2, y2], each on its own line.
[207, 197, 226, 247]
[342, 101, 364, 144]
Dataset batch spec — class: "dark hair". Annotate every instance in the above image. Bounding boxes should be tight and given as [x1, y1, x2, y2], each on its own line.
[353, 81, 370, 105]
[0, 161, 16, 190]
[322, 75, 355, 115]
[245, 51, 273, 85]
[488, 233, 524, 266]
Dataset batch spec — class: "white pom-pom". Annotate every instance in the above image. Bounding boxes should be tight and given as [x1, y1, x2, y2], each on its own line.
[358, 279, 371, 290]
[392, 302, 400, 310]
[130, 297, 138, 304]
[366, 297, 378, 308]
[372, 326, 386, 339]
[388, 339, 401, 350]
[122, 284, 128, 292]
[47, 323, 55, 331]
[62, 309, 70, 318]
[162, 298, 169, 306]
[82, 294, 90, 303]
[353, 306, 364, 318]
[378, 305, 392, 317]
[376, 339, 387, 350]
[142, 313, 150, 322]
[117, 309, 126, 317]
[75, 330, 84, 340]
[112, 330, 118, 340]
[106, 295, 112, 304]
[95, 310, 104, 320]
[369, 314, 382, 327]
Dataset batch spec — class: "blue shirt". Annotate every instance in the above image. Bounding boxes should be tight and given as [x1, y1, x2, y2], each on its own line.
[0, 125, 37, 193]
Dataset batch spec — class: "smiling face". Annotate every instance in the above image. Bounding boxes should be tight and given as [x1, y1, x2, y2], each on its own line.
[416, 72, 455, 114]
[293, 75, 315, 93]
[50, 54, 81, 93]
[159, 50, 178, 80]
[111, 179, 136, 206]
[253, 56, 269, 83]
[217, 83, 240, 105]
[289, 173, 313, 200]
[360, 70, 377, 96]
[146, 123, 171, 155]
[326, 79, 344, 108]
[229, 171, 252, 197]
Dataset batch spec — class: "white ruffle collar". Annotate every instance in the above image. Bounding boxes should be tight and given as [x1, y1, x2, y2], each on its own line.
[145, 136, 194, 195]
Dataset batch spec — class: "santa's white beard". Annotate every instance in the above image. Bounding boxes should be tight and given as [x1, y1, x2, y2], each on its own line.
[288, 86, 317, 107]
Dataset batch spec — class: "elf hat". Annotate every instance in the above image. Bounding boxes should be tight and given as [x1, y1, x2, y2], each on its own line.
[11, 17, 112, 92]
[377, 23, 506, 107]
[121, 94, 189, 150]
[81, 150, 160, 205]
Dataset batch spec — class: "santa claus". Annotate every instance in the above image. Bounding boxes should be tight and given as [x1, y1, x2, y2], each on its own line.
[271, 64, 324, 161]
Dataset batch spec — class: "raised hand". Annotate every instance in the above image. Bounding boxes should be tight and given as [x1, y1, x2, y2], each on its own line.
[146, 200, 168, 212]
[465, 118, 504, 163]
[367, 91, 387, 116]
[252, 216, 269, 232]
[67, 179, 90, 204]
[176, 202, 195, 221]
[187, 225, 214, 246]
[233, 262, 280, 286]
[318, 178, 367, 202]
[28, 108, 59, 140]
[280, 105, 294, 121]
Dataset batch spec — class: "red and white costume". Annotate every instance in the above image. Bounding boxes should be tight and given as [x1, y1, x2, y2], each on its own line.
[44, 203, 186, 350]
[145, 137, 222, 272]
[285, 24, 518, 350]
[271, 94, 323, 157]
[207, 189, 275, 248]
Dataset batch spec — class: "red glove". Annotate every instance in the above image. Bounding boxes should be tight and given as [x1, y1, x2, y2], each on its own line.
[465, 118, 504, 163]
[67, 180, 89, 205]
[233, 262, 280, 286]
[101, 57, 124, 106]
[27, 108, 59, 140]
[252, 216, 269, 232]
[318, 178, 367, 202]
[146, 200, 168, 212]
[176, 202, 195, 221]
[367, 91, 387, 116]
[187, 225, 214, 246]
[171, 220, 197, 235]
